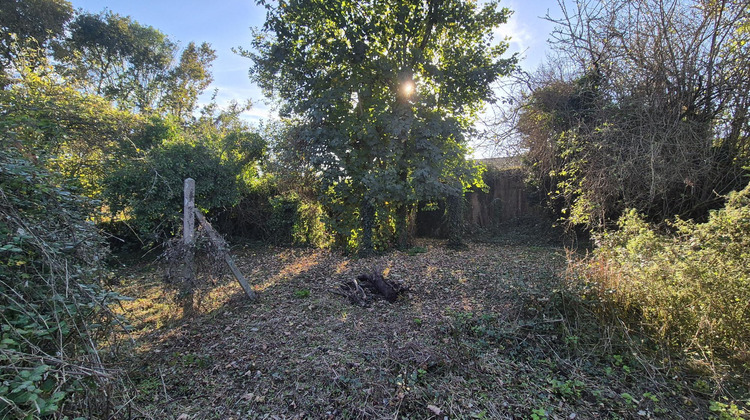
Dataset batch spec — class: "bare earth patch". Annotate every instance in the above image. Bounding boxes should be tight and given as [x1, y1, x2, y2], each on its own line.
[114, 239, 718, 419]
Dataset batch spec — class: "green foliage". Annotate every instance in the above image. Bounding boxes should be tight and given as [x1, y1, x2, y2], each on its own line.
[161, 41, 216, 119]
[709, 400, 747, 420]
[268, 193, 300, 245]
[530, 407, 548, 419]
[548, 378, 584, 400]
[0, 0, 73, 71]
[293, 289, 310, 299]
[1, 13, 261, 251]
[406, 246, 427, 256]
[247, 0, 516, 251]
[3, 3, 216, 120]
[53, 10, 216, 116]
[103, 118, 266, 243]
[444, 310, 510, 351]
[0, 55, 140, 197]
[54, 11, 175, 111]
[572, 182, 750, 366]
[267, 192, 331, 247]
[0, 148, 126, 418]
[292, 198, 331, 248]
[0, 3, 273, 416]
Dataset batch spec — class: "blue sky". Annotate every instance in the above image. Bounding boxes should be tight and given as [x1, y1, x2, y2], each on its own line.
[70, 0, 560, 123]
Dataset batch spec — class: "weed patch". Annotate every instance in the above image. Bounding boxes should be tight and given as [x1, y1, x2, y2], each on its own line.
[562, 185, 750, 413]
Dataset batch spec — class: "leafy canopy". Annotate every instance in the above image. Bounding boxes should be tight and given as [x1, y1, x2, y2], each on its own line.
[245, 0, 516, 250]
[54, 11, 216, 116]
[0, 0, 73, 72]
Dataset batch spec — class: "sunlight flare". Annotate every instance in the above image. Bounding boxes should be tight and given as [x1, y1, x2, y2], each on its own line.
[401, 80, 415, 97]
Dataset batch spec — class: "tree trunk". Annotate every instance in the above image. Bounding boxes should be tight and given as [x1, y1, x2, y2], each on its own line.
[360, 198, 375, 256]
[446, 193, 465, 248]
[395, 203, 415, 250]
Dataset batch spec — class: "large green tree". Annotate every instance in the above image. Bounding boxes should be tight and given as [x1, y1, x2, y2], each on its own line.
[161, 41, 217, 120]
[54, 11, 216, 116]
[246, 0, 516, 251]
[0, 0, 73, 73]
[54, 11, 175, 111]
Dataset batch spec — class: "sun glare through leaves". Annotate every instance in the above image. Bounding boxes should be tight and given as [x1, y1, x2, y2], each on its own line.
[401, 79, 415, 97]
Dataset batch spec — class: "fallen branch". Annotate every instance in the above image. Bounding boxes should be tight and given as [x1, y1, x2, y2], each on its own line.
[0, 349, 116, 379]
[356, 272, 399, 302]
[194, 210, 257, 301]
[337, 279, 370, 306]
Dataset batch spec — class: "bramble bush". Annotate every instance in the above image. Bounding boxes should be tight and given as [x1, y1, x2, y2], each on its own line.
[0, 149, 127, 418]
[569, 182, 750, 369]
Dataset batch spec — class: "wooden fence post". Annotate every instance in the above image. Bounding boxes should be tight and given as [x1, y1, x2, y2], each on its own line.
[181, 177, 256, 311]
[182, 178, 196, 315]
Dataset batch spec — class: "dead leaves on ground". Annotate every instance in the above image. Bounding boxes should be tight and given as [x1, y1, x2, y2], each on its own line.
[116, 240, 698, 419]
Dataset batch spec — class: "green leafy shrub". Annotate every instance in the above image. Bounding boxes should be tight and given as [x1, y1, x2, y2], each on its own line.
[268, 192, 331, 247]
[0, 56, 140, 199]
[571, 182, 750, 367]
[0, 149, 127, 418]
[268, 193, 300, 244]
[103, 121, 265, 245]
[293, 199, 331, 248]
[105, 141, 239, 242]
[710, 400, 747, 419]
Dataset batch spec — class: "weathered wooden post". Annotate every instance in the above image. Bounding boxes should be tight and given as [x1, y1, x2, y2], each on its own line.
[182, 178, 196, 315]
[179, 177, 255, 311]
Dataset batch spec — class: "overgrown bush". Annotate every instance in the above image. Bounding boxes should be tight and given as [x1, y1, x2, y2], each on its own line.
[267, 193, 300, 244]
[211, 178, 331, 248]
[519, 0, 750, 230]
[0, 55, 140, 199]
[0, 149, 127, 418]
[569, 182, 750, 369]
[105, 141, 240, 243]
[288, 196, 330, 248]
[103, 119, 266, 245]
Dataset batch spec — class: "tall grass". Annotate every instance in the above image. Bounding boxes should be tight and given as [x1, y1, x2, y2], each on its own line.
[567, 182, 750, 375]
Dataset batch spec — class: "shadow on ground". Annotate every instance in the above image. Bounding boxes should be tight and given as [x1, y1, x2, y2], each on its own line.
[113, 236, 716, 419]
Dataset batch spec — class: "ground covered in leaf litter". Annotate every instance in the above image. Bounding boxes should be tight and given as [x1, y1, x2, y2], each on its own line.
[114, 234, 715, 419]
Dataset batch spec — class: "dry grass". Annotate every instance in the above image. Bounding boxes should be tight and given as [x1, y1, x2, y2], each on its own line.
[110, 238, 742, 419]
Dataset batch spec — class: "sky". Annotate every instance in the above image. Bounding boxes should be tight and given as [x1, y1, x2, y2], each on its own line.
[69, 0, 561, 125]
